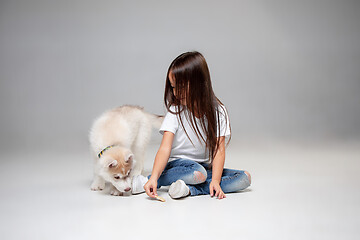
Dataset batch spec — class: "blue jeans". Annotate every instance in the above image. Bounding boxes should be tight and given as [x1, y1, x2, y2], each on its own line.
[148, 158, 251, 196]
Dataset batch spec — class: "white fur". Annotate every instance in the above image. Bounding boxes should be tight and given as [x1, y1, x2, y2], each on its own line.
[89, 105, 163, 195]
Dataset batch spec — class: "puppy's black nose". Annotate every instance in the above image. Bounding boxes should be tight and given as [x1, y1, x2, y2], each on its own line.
[124, 187, 131, 192]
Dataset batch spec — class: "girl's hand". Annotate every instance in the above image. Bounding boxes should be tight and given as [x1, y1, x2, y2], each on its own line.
[144, 177, 158, 198]
[209, 180, 226, 199]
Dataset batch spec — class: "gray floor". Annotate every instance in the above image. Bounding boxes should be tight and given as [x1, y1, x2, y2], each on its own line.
[0, 140, 359, 240]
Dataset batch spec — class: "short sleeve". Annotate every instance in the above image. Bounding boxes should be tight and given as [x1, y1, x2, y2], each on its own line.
[217, 105, 231, 137]
[159, 107, 179, 135]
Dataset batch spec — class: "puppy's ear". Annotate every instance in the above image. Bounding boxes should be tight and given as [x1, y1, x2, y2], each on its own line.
[108, 159, 118, 168]
[125, 153, 134, 163]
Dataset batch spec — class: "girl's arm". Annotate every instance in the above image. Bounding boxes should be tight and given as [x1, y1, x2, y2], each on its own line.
[210, 136, 226, 198]
[150, 131, 174, 179]
[144, 131, 174, 197]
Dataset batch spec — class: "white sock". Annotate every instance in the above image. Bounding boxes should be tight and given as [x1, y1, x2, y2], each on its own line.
[168, 180, 190, 199]
[132, 175, 148, 194]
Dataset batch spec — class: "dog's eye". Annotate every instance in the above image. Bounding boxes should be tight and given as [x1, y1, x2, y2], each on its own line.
[114, 176, 120, 179]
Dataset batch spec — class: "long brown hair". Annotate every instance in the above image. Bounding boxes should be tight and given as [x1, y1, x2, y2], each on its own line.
[164, 51, 231, 166]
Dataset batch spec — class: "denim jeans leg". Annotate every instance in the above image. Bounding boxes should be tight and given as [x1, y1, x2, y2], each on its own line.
[147, 158, 207, 187]
[188, 167, 251, 196]
[188, 164, 212, 195]
[219, 169, 250, 193]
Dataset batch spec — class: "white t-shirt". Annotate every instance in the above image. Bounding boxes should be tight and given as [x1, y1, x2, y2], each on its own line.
[159, 104, 231, 163]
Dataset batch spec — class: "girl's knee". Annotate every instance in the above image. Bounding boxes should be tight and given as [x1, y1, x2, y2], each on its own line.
[193, 170, 207, 184]
[185, 160, 207, 184]
[183, 166, 207, 184]
[244, 171, 251, 185]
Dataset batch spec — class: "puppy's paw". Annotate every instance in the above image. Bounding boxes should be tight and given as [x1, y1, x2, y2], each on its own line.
[110, 188, 123, 196]
[91, 180, 105, 191]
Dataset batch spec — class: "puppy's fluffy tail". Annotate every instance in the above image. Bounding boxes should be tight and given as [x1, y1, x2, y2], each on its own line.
[148, 114, 164, 129]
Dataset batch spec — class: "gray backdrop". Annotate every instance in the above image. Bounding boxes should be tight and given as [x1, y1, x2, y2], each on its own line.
[0, 0, 359, 152]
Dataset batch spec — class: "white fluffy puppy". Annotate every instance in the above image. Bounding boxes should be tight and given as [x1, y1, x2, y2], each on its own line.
[89, 105, 163, 196]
